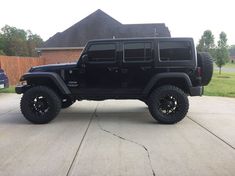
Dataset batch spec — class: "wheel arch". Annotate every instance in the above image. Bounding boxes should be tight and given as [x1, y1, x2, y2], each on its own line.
[20, 72, 71, 96]
[143, 72, 192, 96]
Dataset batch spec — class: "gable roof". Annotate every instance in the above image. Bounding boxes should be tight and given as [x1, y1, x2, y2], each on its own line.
[41, 9, 171, 48]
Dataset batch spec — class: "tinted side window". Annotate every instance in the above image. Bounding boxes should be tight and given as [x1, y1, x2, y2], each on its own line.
[87, 43, 116, 62]
[124, 42, 152, 62]
[159, 41, 192, 61]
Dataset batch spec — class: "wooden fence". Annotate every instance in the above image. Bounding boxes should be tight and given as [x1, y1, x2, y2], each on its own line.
[0, 55, 45, 86]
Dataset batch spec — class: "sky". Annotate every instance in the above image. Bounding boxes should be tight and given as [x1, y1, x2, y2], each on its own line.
[0, 0, 234, 45]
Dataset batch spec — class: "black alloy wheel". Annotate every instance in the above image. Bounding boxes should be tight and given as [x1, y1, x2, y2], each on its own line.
[159, 95, 179, 115]
[20, 86, 61, 124]
[148, 85, 189, 124]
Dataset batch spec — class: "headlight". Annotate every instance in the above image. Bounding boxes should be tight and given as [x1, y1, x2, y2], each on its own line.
[17, 80, 27, 86]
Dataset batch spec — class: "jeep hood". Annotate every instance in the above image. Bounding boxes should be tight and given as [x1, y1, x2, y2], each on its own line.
[29, 63, 77, 72]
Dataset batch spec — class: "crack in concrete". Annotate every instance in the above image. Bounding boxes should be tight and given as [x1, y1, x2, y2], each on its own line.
[95, 104, 156, 176]
[0, 109, 17, 117]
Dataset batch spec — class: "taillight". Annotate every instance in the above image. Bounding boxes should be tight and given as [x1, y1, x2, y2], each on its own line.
[197, 67, 202, 77]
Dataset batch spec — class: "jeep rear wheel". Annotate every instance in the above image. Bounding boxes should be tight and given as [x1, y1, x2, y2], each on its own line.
[148, 85, 189, 124]
[20, 86, 61, 124]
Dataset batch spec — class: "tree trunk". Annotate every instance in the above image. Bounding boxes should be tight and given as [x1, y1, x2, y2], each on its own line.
[219, 67, 221, 74]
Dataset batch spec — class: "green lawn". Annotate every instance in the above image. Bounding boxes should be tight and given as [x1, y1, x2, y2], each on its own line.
[214, 62, 235, 69]
[0, 87, 15, 93]
[223, 62, 235, 68]
[204, 71, 235, 98]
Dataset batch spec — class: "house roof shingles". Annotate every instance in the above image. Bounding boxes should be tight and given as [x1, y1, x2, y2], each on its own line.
[42, 9, 171, 48]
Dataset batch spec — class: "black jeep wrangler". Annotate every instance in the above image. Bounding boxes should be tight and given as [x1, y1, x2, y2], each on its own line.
[16, 37, 213, 124]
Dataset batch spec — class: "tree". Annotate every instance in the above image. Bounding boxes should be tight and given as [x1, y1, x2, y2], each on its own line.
[0, 34, 5, 55]
[27, 30, 43, 56]
[0, 49, 5, 55]
[197, 30, 215, 55]
[0, 25, 43, 56]
[1, 25, 28, 56]
[215, 32, 229, 74]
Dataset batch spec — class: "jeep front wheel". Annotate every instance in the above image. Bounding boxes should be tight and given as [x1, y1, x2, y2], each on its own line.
[148, 85, 189, 124]
[20, 86, 61, 124]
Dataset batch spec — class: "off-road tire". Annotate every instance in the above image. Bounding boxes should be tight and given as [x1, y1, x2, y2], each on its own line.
[148, 85, 189, 124]
[62, 98, 75, 109]
[20, 86, 61, 124]
[197, 52, 213, 86]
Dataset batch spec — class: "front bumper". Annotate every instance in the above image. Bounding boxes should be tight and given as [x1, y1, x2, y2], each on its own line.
[189, 86, 203, 96]
[15, 85, 30, 94]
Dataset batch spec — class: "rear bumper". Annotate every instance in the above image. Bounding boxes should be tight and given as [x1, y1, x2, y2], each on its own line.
[189, 86, 203, 96]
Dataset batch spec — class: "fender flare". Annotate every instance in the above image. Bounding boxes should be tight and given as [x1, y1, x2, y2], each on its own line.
[142, 72, 192, 96]
[20, 72, 71, 94]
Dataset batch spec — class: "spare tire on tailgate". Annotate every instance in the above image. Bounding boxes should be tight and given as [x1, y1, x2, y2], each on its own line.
[197, 52, 213, 86]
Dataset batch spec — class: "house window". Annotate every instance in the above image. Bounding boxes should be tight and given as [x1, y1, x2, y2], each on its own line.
[87, 43, 116, 62]
[124, 42, 152, 62]
[159, 41, 192, 61]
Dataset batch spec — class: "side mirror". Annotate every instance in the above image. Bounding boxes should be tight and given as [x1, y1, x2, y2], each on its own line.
[81, 54, 88, 64]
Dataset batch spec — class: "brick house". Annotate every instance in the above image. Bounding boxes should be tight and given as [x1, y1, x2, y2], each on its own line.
[37, 9, 171, 64]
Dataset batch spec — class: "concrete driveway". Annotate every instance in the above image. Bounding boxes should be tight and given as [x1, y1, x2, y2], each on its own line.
[0, 94, 235, 176]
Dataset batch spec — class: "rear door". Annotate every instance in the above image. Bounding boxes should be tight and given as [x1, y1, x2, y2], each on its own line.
[120, 40, 155, 94]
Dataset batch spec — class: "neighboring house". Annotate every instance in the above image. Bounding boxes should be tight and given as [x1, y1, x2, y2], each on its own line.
[37, 9, 171, 64]
[230, 56, 235, 63]
[229, 46, 235, 63]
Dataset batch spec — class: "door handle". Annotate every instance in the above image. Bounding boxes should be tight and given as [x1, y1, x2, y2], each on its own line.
[141, 66, 151, 71]
[121, 68, 128, 74]
[108, 67, 119, 72]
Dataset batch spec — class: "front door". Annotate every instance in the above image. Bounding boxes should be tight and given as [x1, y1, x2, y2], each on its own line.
[77, 42, 122, 97]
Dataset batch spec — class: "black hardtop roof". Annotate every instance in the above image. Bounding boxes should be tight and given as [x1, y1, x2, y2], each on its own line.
[87, 37, 194, 43]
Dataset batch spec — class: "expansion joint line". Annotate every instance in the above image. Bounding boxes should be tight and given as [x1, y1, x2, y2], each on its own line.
[95, 105, 156, 176]
[187, 116, 235, 150]
[66, 103, 99, 176]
